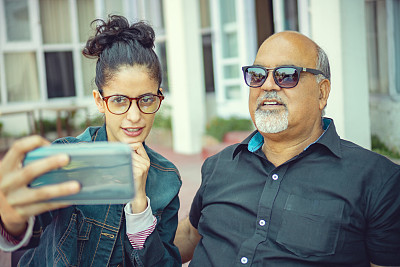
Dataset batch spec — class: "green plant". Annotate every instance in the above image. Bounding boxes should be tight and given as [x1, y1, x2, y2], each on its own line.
[371, 135, 400, 159]
[153, 112, 172, 129]
[87, 114, 104, 127]
[153, 105, 172, 130]
[36, 116, 79, 135]
[36, 118, 58, 133]
[206, 116, 253, 142]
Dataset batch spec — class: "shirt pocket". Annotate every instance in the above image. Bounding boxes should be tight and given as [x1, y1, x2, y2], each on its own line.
[276, 194, 344, 257]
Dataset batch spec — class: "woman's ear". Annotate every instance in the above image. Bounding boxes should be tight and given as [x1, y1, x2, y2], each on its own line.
[93, 90, 105, 114]
[318, 79, 331, 111]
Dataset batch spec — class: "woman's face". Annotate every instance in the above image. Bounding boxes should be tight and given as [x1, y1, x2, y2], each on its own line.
[93, 65, 160, 144]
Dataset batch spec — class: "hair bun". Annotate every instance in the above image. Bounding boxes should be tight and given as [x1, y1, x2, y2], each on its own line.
[83, 15, 156, 58]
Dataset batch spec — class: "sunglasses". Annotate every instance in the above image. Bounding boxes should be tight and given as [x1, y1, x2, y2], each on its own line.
[101, 93, 164, 115]
[242, 65, 326, 88]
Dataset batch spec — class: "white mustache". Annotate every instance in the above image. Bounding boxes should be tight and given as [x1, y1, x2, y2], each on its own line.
[256, 91, 287, 109]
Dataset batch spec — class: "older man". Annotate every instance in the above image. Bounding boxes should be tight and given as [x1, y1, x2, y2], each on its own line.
[174, 31, 400, 267]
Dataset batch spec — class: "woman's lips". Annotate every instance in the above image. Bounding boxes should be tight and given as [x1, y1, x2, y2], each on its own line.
[122, 127, 143, 137]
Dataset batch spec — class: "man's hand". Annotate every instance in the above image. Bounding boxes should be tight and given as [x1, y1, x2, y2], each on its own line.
[0, 136, 80, 237]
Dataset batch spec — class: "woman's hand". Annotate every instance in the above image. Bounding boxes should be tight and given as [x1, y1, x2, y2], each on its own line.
[0, 136, 81, 237]
[129, 143, 150, 214]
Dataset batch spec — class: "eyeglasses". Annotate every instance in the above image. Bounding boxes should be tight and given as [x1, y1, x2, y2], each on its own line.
[101, 93, 164, 115]
[242, 65, 326, 89]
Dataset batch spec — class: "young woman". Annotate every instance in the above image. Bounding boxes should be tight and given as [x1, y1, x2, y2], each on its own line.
[0, 15, 182, 266]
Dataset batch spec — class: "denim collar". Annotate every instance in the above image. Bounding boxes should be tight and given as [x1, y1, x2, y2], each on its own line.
[76, 124, 107, 142]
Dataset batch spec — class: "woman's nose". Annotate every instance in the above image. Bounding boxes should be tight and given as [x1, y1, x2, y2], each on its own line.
[125, 102, 141, 122]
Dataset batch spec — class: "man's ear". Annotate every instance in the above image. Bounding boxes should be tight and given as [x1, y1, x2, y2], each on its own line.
[93, 90, 105, 114]
[319, 79, 331, 111]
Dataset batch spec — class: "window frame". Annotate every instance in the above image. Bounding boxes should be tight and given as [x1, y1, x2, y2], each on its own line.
[386, 0, 400, 101]
[209, 0, 257, 117]
[0, 0, 131, 107]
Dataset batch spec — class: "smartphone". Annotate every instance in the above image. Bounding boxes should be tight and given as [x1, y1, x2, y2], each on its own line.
[23, 142, 135, 204]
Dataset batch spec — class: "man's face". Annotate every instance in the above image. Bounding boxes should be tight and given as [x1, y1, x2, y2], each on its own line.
[248, 32, 327, 138]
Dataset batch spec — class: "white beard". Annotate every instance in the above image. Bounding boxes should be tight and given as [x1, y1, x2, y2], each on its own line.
[254, 91, 288, 134]
[255, 108, 289, 133]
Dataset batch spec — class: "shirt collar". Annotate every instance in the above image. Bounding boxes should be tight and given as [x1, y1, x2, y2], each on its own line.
[233, 118, 342, 159]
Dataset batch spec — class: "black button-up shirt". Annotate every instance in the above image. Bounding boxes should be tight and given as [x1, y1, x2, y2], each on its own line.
[189, 118, 400, 266]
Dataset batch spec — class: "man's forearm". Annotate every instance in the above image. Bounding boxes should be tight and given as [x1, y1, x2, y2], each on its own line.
[174, 217, 201, 263]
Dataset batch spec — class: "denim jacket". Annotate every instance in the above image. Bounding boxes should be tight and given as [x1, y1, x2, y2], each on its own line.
[18, 125, 182, 267]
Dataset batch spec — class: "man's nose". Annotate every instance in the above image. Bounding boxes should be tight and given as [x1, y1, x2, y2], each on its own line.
[261, 71, 281, 91]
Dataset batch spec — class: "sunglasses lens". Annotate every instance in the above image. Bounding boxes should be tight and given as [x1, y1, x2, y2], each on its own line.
[244, 67, 267, 87]
[274, 67, 299, 88]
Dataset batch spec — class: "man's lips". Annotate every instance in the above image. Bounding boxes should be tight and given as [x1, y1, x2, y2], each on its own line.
[259, 99, 285, 108]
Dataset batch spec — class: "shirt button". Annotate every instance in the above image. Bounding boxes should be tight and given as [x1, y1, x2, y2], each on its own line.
[259, 219, 266, 226]
[241, 257, 248, 264]
[272, 174, 279, 180]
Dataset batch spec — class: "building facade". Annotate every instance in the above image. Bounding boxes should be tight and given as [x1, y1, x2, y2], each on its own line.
[0, 0, 399, 154]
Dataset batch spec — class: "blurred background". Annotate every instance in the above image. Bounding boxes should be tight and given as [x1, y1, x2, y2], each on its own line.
[0, 0, 399, 157]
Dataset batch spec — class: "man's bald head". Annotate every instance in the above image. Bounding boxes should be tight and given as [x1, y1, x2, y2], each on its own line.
[257, 31, 330, 82]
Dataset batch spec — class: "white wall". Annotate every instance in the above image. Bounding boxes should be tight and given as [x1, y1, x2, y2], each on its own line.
[310, 0, 371, 149]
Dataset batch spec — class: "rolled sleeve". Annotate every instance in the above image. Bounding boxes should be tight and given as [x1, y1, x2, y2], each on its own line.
[124, 197, 157, 249]
[0, 216, 35, 252]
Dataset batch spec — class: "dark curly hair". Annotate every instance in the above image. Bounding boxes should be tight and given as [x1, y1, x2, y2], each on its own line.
[82, 15, 162, 93]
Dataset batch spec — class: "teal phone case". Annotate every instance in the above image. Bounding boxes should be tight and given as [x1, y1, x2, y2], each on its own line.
[24, 142, 134, 204]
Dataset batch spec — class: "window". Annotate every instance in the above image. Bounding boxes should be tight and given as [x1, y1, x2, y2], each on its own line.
[39, 0, 72, 44]
[365, 0, 389, 94]
[156, 42, 169, 92]
[202, 33, 215, 93]
[273, 0, 299, 32]
[143, 0, 165, 35]
[388, 0, 400, 95]
[365, 0, 400, 97]
[139, 0, 169, 91]
[4, 52, 40, 102]
[81, 55, 96, 96]
[221, 0, 238, 59]
[4, 0, 31, 42]
[200, 0, 215, 93]
[213, 0, 242, 100]
[103, 0, 123, 17]
[45, 52, 76, 98]
[0, 0, 134, 106]
[283, 0, 299, 31]
[77, 0, 95, 43]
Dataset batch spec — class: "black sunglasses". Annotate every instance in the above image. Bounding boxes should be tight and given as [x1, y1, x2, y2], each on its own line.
[242, 65, 326, 89]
